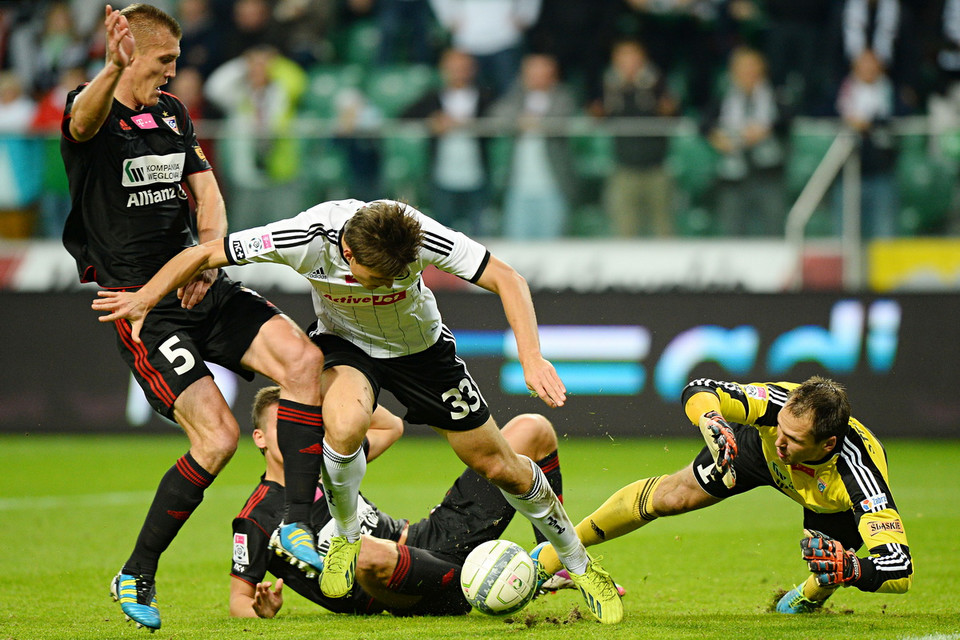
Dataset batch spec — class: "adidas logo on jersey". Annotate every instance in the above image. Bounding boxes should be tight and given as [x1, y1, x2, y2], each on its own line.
[306, 267, 327, 280]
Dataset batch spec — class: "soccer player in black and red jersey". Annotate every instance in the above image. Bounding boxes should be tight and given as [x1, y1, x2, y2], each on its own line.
[60, 4, 330, 630]
[229, 387, 566, 618]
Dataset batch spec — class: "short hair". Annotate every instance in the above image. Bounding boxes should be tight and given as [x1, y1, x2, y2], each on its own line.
[785, 376, 851, 442]
[121, 3, 182, 45]
[343, 201, 423, 278]
[251, 385, 281, 433]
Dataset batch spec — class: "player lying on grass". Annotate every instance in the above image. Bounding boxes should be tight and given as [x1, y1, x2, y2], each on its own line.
[529, 376, 913, 613]
[230, 386, 567, 617]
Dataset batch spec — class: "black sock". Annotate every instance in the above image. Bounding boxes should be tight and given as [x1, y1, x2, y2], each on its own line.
[532, 450, 562, 544]
[276, 399, 324, 524]
[387, 545, 460, 596]
[123, 451, 214, 578]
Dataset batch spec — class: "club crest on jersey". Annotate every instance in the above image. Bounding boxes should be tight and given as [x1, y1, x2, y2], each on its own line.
[860, 494, 889, 512]
[233, 533, 249, 565]
[131, 113, 158, 129]
[162, 115, 179, 134]
[817, 477, 827, 493]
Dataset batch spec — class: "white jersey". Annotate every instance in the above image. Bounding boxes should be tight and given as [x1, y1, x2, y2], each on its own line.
[224, 199, 490, 358]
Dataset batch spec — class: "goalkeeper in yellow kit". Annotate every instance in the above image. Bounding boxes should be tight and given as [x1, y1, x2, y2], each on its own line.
[531, 376, 913, 612]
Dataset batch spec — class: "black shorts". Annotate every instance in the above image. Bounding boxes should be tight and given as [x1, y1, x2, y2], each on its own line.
[692, 423, 861, 550]
[405, 467, 515, 564]
[113, 272, 279, 419]
[309, 327, 491, 431]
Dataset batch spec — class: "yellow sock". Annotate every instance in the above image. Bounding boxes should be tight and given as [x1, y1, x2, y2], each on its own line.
[536, 476, 665, 575]
[801, 574, 838, 603]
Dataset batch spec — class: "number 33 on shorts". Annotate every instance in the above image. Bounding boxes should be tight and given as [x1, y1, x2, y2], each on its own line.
[442, 377, 481, 420]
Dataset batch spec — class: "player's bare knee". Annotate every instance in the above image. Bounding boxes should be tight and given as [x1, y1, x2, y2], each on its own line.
[278, 344, 324, 397]
[470, 452, 512, 485]
[502, 413, 556, 460]
[652, 472, 702, 516]
[357, 538, 397, 584]
[191, 425, 238, 471]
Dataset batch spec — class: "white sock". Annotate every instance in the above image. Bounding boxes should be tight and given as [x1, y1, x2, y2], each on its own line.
[500, 456, 589, 574]
[321, 441, 366, 542]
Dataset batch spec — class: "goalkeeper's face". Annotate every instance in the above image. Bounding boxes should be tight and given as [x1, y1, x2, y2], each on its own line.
[774, 405, 835, 465]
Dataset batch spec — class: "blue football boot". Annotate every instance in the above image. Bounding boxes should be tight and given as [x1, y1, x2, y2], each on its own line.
[776, 585, 823, 614]
[269, 522, 324, 578]
[529, 542, 553, 594]
[110, 572, 160, 631]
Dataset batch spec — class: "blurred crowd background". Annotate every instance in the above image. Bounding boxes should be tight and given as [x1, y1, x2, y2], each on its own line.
[1, 0, 959, 242]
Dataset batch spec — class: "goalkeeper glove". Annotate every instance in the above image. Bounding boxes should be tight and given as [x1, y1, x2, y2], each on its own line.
[698, 410, 738, 487]
[800, 529, 861, 587]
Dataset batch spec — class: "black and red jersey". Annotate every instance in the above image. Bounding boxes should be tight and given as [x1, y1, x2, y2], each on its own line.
[231, 478, 407, 614]
[60, 87, 212, 287]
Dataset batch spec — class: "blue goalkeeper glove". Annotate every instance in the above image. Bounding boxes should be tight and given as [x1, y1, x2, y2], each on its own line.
[801, 529, 861, 587]
[698, 410, 738, 487]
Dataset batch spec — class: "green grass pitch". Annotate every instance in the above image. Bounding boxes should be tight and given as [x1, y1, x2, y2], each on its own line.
[1, 434, 958, 639]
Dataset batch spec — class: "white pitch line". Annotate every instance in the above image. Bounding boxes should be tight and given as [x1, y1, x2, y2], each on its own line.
[0, 490, 156, 511]
[0, 486, 248, 511]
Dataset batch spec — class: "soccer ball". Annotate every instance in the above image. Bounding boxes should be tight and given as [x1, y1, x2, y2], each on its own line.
[460, 539, 537, 615]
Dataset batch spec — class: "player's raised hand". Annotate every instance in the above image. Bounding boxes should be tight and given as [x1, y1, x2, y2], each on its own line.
[523, 356, 566, 408]
[801, 529, 862, 587]
[92, 290, 152, 342]
[178, 268, 217, 309]
[253, 579, 284, 618]
[698, 410, 738, 487]
[104, 5, 135, 69]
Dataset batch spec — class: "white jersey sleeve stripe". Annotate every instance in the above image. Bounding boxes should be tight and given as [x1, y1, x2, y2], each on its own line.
[841, 439, 885, 509]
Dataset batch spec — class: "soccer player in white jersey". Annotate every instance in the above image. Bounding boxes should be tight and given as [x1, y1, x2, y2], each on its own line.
[93, 199, 624, 623]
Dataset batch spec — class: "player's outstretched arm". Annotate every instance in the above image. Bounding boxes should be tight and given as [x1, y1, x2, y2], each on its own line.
[91, 240, 230, 341]
[178, 170, 228, 309]
[69, 6, 134, 141]
[474, 255, 566, 408]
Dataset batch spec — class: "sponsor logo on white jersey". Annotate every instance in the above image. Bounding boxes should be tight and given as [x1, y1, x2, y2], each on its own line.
[320, 290, 407, 306]
[122, 152, 185, 187]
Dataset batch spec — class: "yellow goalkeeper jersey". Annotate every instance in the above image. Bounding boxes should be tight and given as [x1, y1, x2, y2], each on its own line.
[682, 379, 912, 594]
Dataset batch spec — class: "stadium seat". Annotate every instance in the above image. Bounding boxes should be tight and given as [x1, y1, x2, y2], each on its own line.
[569, 204, 610, 237]
[571, 132, 615, 180]
[785, 127, 835, 198]
[380, 132, 429, 201]
[487, 136, 514, 193]
[896, 148, 954, 235]
[365, 64, 439, 118]
[339, 20, 381, 67]
[666, 133, 717, 201]
[303, 64, 366, 119]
